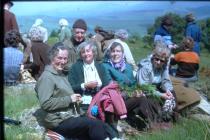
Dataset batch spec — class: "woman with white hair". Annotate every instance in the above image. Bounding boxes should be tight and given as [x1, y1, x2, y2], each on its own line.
[29, 18, 48, 43]
[136, 41, 177, 122]
[58, 18, 71, 43]
[68, 40, 109, 111]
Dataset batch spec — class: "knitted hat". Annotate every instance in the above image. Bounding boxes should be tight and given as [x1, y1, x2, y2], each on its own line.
[185, 13, 195, 22]
[28, 27, 45, 41]
[72, 19, 87, 30]
[161, 15, 173, 26]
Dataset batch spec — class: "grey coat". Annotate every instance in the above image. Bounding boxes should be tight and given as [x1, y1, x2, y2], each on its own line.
[136, 55, 173, 96]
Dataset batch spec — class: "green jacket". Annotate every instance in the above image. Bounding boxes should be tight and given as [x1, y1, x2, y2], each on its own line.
[34, 65, 81, 129]
[68, 59, 110, 95]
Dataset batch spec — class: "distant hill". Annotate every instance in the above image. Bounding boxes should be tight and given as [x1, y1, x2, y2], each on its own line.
[16, 5, 210, 37]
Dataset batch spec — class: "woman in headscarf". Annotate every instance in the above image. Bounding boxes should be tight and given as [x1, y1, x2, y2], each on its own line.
[58, 18, 71, 43]
[103, 41, 162, 131]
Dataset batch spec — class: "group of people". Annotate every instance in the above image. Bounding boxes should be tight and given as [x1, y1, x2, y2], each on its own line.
[4, 1, 202, 140]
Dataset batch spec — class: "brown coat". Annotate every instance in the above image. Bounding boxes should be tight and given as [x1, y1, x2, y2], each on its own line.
[4, 10, 19, 34]
[170, 76, 201, 111]
[31, 41, 50, 80]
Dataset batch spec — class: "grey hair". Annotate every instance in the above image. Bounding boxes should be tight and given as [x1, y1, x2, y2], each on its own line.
[48, 42, 70, 62]
[115, 29, 129, 40]
[77, 40, 98, 59]
[153, 41, 171, 59]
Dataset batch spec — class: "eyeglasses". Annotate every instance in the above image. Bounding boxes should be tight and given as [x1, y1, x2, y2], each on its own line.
[153, 57, 166, 63]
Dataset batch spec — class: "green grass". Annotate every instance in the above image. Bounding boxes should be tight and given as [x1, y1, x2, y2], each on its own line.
[4, 37, 210, 140]
[128, 118, 210, 140]
[4, 86, 38, 118]
[5, 125, 42, 140]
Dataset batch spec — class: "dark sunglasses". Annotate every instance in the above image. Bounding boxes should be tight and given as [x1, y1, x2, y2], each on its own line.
[153, 57, 166, 63]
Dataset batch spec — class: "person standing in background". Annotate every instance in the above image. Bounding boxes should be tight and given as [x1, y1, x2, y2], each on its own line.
[28, 25, 50, 80]
[154, 15, 178, 50]
[29, 18, 48, 43]
[3, 0, 19, 35]
[185, 13, 202, 55]
[58, 18, 71, 43]
[3, 0, 32, 66]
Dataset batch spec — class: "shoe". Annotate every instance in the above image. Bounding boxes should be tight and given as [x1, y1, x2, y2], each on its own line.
[149, 122, 172, 131]
[159, 122, 173, 130]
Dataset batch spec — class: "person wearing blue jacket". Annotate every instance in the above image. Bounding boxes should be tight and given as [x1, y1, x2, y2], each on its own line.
[154, 15, 178, 50]
[185, 13, 202, 55]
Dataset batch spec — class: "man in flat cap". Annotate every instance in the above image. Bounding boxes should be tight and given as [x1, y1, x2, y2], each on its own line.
[185, 13, 202, 55]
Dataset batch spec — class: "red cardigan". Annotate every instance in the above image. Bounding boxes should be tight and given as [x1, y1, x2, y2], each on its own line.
[87, 82, 127, 121]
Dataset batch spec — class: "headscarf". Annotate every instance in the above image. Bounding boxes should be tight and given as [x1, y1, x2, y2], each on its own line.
[115, 29, 129, 40]
[32, 18, 43, 27]
[108, 55, 126, 72]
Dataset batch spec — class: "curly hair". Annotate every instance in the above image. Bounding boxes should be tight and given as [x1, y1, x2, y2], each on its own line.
[4, 30, 21, 47]
[181, 37, 194, 51]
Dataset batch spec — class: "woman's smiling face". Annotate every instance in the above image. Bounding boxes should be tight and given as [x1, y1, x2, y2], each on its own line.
[110, 45, 123, 64]
[80, 45, 94, 64]
[51, 49, 69, 71]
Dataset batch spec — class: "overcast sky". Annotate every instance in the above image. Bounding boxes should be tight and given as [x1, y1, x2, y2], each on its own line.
[12, 1, 210, 16]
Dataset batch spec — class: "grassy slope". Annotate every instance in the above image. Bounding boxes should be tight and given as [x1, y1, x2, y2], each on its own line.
[4, 38, 210, 139]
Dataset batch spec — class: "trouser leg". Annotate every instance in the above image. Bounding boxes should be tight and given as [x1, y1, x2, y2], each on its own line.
[52, 116, 108, 140]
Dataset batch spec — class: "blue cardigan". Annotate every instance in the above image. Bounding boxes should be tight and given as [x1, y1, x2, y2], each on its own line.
[102, 62, 136, 87]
